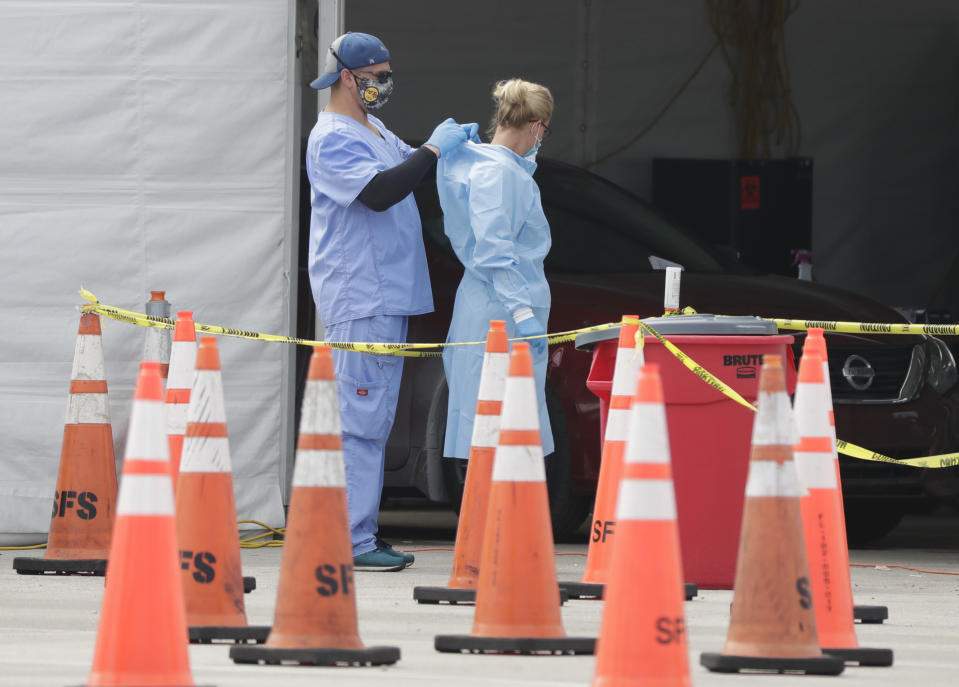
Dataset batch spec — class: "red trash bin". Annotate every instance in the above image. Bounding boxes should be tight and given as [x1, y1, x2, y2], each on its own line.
[576, 315, 796, 589]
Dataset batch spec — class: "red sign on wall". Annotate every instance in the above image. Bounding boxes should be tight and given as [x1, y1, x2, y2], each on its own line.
[741, 175, 760, 210]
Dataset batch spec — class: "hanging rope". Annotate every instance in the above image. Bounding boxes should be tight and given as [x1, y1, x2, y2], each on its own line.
[707, 0, 802, 158]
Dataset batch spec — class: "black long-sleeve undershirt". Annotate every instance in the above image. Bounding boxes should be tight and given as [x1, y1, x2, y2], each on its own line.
[356, 147, 438, 212]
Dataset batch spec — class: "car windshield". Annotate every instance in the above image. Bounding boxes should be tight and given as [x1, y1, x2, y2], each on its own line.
[535, 162, 730, 274]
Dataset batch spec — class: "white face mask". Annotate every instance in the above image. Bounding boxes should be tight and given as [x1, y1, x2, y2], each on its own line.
[523, 124, 543, 162]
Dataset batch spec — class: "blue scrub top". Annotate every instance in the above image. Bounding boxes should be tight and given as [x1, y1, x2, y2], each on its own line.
[306, 112, 434, 327]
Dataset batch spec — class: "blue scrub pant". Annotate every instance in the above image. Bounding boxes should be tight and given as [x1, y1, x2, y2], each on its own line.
[325, 315, 407, 556]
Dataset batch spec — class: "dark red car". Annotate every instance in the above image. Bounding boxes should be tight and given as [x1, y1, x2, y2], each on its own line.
[298, 157, 959, 544]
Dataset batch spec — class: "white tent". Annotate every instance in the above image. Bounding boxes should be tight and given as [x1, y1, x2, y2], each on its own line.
[0, 1, 299, 541]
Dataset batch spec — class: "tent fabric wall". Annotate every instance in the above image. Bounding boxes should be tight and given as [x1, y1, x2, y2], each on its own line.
[347, 0, 959, 317]
[0, 1, 292, 540]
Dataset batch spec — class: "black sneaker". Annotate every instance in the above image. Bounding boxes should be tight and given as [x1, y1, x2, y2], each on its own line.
[375, 537, 414, 567]
[352, 545, 406, 572]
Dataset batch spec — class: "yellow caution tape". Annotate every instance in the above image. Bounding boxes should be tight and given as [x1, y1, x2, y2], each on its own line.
[79, 288, 621, 358]
[772, 318, 959, 336]
[80, 288, 958, 469]
[836, 440, 959, 469]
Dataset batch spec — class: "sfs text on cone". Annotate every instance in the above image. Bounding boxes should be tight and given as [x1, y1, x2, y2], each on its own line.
[230, 347, 399, 667]
[435, 343, 594, 655]
[701, 355, 844, 675]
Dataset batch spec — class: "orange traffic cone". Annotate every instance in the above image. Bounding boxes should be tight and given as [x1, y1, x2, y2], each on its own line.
[793, 349, 892, 666]
[143, 291, 172, 381]
[230, 347, 399, 666]
[176, 337, 269, 645]
[85, 361, 195, 686]
[804, 328, 888, 625]
[166, 311, 196, 493]
[14, 312, 118, 576]
[435, 343, 594, 655]
[592, 363, 691, 687]
[701, 355, 844, 675]
[414, 321, 510, 605]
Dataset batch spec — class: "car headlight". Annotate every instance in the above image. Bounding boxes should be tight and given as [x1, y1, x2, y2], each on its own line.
[925, 336, 958, 394]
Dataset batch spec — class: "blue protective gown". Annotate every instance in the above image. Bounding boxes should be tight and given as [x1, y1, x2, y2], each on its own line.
[437, 142, 553, 458]
[306, 112, 433, 556]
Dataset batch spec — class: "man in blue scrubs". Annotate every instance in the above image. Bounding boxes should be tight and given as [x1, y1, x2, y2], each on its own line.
[306, 32, 473, 570]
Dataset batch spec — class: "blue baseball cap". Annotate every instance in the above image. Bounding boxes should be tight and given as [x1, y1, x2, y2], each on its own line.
[310, 32, 391, 90]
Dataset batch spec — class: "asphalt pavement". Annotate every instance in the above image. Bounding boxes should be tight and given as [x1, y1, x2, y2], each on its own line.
[1, 505, 957, 686]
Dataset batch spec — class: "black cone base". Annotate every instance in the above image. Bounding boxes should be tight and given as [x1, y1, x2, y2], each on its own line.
[13, 557, 105, 575]
[559, 581, 698, 601]
[243, 576, 256, 594]
[230, 643, 400, 666]
[435, 634, 595, 655]
[701, 652, 845, 675]
[413, 586, 477, 604]
[189, 625, 272, 644]
[854, 604, 887, 624]
[414, 586, 568, 605]
[823, 646, 894, 666]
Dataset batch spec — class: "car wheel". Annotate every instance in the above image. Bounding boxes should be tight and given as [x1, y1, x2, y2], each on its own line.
[843, 503, 906, 547]
[436, 379, 591, 541]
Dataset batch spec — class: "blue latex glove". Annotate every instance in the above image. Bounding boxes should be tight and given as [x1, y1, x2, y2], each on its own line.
[515, 317, 546, 355]
[426, 118, 468, 157]
[463, 122, 481, 143]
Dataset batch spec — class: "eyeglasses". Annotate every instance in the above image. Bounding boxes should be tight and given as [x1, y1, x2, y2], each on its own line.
[351, 69, 392, 84]
[530, 120, 553, 140]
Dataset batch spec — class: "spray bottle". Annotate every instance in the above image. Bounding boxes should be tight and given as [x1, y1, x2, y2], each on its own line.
[791, 249, 813, 281]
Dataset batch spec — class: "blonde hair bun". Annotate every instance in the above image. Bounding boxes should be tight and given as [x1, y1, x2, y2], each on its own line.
[489, 78, 554, 136]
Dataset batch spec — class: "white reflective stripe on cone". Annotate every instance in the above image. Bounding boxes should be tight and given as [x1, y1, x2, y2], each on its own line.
[498, 377, 539, 430]
[300, 380, 341, 435]
[492, 445, 546, 483]
[604, 407, 631, 442]
[166, 341, 196, 389]
[745, 460, 806, 497]
[125, 402, 169, 462]
[72, 335, 106, 381]
[292, 449, 347, 488]
[616, 479, 677, 521]
[794, 451, 839, 490]
[477, 352, 509, 401]
[117, 475, 175, 516]
[471, 413, 501, 448]
[66, 393, 110, 424]
[751, 391, 796, 446]
[625, 404, 670, 465]
[793, 382, 831, 438]
[180, 436, 232, 473]
[189, 371, 227, 424]
[609, 347, 642, 397]
[166, 402, 189, 434]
